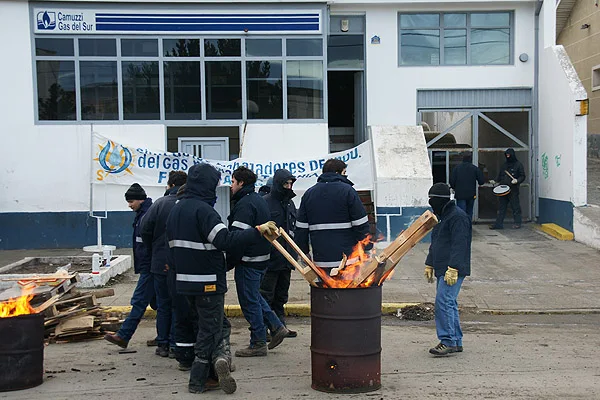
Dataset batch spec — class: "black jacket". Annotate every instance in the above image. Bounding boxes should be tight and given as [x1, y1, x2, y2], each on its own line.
[496, 148, 526, 194]
[425, 201, 472, 278]
[295, 172, 370, 269]
[227, 184, 272, 270]
[140, 185, 181, 275]
[263, 170, 297, 271]
[450, 157, 485, 200]
[132, 198, 153, 274]
[166, 164, 261, 296]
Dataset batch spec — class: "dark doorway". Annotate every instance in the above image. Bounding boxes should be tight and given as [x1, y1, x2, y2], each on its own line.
[328, 71, 362, 152]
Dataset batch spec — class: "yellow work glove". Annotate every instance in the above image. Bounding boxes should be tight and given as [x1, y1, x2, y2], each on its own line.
[444, 267, 459, 286]
[424, 265, 435, 284]
[256, 221, 278, 236]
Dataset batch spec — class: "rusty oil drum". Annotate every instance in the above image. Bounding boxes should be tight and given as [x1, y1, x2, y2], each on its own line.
[310, 285, 382, 393]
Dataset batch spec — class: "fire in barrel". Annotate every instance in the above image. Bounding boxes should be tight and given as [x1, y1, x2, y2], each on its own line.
[0, 288, 45, 392]
[265, 210, 438, 393]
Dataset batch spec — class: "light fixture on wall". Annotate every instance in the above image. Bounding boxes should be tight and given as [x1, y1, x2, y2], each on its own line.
[581, 23, 591, 29]
[576, 99, 589, 116]
[341, 19, 349, 32]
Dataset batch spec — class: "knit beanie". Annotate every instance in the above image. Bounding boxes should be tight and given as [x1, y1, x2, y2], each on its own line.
[125, 183, 147, 201]
[428, 182, 451, 198]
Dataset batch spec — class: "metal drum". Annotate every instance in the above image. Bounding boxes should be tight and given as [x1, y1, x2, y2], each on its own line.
[310, 285, 382, 393]
[0, 313, 44, 392]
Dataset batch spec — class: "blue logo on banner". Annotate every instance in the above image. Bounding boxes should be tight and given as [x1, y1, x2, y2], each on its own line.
[37, 11, 56, 30]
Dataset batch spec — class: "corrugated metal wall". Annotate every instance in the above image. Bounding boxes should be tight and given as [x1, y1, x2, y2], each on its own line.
[417, 89, 533, 109]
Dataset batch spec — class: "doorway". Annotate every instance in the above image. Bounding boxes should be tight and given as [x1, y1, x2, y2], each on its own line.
[327, 71, 365, 152]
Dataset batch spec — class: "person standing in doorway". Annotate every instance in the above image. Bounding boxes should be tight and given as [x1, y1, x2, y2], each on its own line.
[449, 152, 485, 220]
[105, 183, 154, 348]
[424, 183, 472, 356]
[260, 169, 298, 339]
[489, 148, 526, 229]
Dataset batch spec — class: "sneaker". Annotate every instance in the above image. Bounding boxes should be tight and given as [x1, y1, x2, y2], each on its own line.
[178, 362, 192, 371]
[512, 224, 521, 229]
[104, 333, 129, 349]
[155, 345, 169, 357]
[268, 326, 290, 350]
[489, 225, 504, 230]
[146, 339, 157, 347]
[235, 343, 267, 357]
[168, 347, 176, 359]
[429, 343, 457, 356]
[286, 329, 298, 338]
[214, 357, 237, 394]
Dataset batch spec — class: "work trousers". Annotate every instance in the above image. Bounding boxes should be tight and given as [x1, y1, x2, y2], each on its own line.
[153, 273, 173, 347]
[117, 271, 155, 341]
[168, 269, 195, 364]
[260, 269, 292, 325]
[494, 191, 522, 227]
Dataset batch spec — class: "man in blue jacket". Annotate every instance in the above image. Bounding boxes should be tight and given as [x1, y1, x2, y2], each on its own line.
[141, 171, 187, 358]
[295, 159, 370, 274]
[424, 182, 472, 356]
[260, 169, 298, 338]
[166, 163, 277, 394]
[449, 152, 485, 220]
[105, 183, 154, 349]
[228, 166, 290, 358]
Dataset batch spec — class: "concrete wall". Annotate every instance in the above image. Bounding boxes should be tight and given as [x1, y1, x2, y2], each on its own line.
[557, 0, 600, 151]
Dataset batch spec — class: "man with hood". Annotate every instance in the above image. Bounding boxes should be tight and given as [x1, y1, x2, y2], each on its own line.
[424, 183, 472, 356]
[489, 148, 526, 229]
[260, 169, 298, 338]
[449, 152, 485, 220]
[140, 170, 187, 358]
[166, 163, 277, 394]
[227, 166, 290, 358]
[105, 183, 154, 349]
[295, 159, 371, 275]
[258, 176, 274, 196]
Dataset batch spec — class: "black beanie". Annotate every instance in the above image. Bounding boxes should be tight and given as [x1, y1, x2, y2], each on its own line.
[125, 183, 147, 201]
[428, 182, 451, 198]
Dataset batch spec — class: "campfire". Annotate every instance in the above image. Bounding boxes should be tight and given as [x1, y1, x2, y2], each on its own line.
[0, 288, 36, 318]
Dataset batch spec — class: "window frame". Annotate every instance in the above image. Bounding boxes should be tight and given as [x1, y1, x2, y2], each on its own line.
[397, 11, 513, 67]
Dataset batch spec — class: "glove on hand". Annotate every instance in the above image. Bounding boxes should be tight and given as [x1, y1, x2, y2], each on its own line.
[257, 221, 278, 236]
[511, 178, 518, 185]
[444, 267, 459, 286]
[489, 180, 495, 185]
[424, 266, 435, 284]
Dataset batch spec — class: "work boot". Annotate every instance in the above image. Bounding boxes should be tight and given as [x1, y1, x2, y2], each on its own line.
[429, 343, 457, 356]
[188, 359, 211, 393]
[104, 333, 129, 349]
[214, 357, 237, 394]
[146, 338, 157, 347]
[155, 345, 169, 357]
[178, 362, 192, 371]
[268, 326, 290, 350]
[489, 224, 503, 230]
[235, 342, 267, 357]
[168, 347, 176, 359]
[456, 345, 464, 353]
[205, 378, 220, 391]
[286, 329, 298, 338]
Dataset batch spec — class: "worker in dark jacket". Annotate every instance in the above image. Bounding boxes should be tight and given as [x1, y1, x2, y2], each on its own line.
[166, 163, 277, 394]
[295, 159, 371, 274]
[449, 152, 485, 220]
[260, 169, 298, 338]
[490, 148, 526, 229]
[228, 166, 290, 358]
[105, 183, 153, 349]
[140, 171, 187, 358]
[424, 183, 472, 356]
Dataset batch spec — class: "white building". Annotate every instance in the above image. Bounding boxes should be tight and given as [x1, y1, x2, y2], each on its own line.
[0, 0, 588, 249]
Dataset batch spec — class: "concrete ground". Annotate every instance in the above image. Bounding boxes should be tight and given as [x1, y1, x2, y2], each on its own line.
[588, 157, 600, 206]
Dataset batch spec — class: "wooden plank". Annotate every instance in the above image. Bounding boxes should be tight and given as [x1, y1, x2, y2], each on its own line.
[55, 316, 95, 336]
[54, 295, 98, 309]
[263, 231, 318, 287]
[33, 294, 62, 314]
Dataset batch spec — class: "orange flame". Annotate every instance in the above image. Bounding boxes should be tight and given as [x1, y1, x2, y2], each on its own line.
[0, 288, 36, 318]
[322, 235, 377, 288]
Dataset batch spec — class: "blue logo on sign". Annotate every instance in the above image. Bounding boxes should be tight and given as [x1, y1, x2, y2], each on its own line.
[37, 11, 56, 30]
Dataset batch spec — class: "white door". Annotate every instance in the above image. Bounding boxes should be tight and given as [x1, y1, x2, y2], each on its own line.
[178, 137, 230, 222]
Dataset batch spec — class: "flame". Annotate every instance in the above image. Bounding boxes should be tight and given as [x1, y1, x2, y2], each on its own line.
[321, 235, 376, 288]
[0, 288, 36, 318]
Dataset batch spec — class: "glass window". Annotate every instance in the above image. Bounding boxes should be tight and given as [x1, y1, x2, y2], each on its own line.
[246, 39, 282, 57]
[443, 14, 466, 28]
[328, 35, 364, 69]
[246, 61, 282, 119]
[163, 39, 200, 57]
[36, 60, 76, 120]
[287, 60, 323, 119]
[471, 13, 510, 27]
[122, 61, 160, 120]
[287, 38, 323, 57]
[121, 39, 158, 57]
[400, 30, 440, 65]
[80, 61, 118, 120]
[400, 14, 439, 28]
[35, 38, 74, 56]
[444, 30, 466, 65]
[471, 29, 510, 64]
[205, 61, 242, 119]
[164, 62, 201, 120]
[204, 39, 241, 57]
[79, 39, 116, 57]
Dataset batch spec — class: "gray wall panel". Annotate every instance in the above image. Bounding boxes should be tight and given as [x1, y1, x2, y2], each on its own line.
[417, 89, 533, 109]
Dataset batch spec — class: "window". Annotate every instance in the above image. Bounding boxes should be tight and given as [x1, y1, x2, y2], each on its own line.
[287, 60, 323, 119]
[592, 65, 600, 92]
[122, 61, 160, 120]
[398, 12, 512, 66]
[247, 61, 283, 119]
[205, 61, 242, 119]
[37, 60, 76, 120]
[164, 62, 201, 119]
[80, 61, 118, 120]
[328, 35, 364, 69]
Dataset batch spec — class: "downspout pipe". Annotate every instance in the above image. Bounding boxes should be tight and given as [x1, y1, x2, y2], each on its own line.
[533, 0, 543, 219]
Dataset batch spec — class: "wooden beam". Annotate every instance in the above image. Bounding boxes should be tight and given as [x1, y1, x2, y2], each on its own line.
[263, 230, 318, 287]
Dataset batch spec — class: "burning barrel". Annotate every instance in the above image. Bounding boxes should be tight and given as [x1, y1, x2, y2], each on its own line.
[310, 285, 382, 393]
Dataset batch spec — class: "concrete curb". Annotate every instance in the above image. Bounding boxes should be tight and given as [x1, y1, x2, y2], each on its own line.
[537, 223, 574, 240]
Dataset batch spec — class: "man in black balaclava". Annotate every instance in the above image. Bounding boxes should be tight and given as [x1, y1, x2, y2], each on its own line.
[424, 182, 472, 356]
[489, 148, 526, 229]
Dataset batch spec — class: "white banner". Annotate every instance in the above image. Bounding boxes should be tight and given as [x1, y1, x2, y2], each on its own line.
[92, 133, 373, 191]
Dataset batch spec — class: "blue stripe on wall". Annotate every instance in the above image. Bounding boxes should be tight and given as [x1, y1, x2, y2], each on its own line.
[96, 13, 320, 17]
[96, 23, 320, 32]
[0, 212, 135, 250]
[96, 17, 319, 23]
[538, 197, 574, 231]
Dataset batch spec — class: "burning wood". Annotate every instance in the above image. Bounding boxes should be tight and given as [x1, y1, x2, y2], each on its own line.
[0, 288, 36, 318]
[268, 210, 438, 288]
